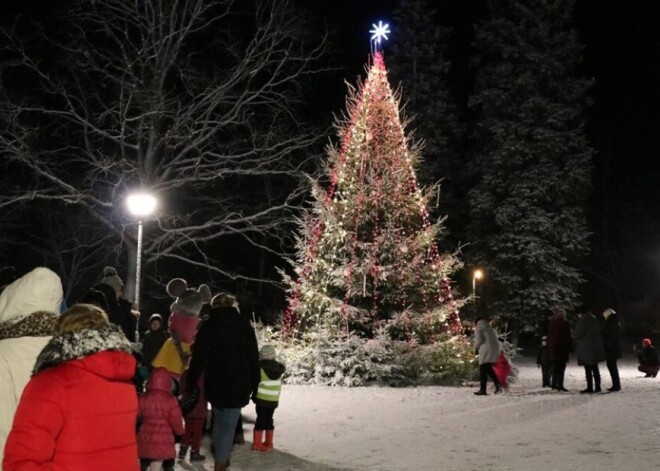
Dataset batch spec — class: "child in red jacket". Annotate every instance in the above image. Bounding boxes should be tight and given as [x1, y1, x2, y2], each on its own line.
[138, 368, 185, 471]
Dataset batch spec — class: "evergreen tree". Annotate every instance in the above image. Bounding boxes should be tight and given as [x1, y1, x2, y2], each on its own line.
[389, 0, 462, 245]
[468, 0, 593, 330]
[283, 52, 463, 342]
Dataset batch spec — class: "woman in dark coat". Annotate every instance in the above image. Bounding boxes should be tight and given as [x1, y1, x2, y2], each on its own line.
[547, 308, 572, 392]
[188, 293, 259, 471]
[601, 308, 622, 391]
[574, 311, 606, 393]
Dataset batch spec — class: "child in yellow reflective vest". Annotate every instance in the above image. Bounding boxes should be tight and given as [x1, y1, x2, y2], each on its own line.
[251, 345, 285, 452]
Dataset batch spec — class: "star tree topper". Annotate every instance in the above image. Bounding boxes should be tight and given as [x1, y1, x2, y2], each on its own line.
[369, 21, 391, 49]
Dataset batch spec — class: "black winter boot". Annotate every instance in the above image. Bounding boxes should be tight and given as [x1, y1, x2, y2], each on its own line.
[178, 445, 189, 460]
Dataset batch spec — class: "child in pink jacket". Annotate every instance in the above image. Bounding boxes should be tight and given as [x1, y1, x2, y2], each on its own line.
[138, 367, 185, 471]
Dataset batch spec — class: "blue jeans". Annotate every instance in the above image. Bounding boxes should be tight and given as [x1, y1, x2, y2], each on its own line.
[212, 406, 241, 464]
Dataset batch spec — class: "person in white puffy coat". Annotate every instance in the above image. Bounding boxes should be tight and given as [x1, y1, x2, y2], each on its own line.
[473, 315, 502, 396]
[0, 267, 63, 463]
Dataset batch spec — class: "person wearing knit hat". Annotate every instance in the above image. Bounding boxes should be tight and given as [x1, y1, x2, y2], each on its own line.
[259, 345, 276, 360]
[93, 267, 135, 341]
[251, 344, 285, 452]
[100, 267, 124, 298]
[635, 338, 660, 377]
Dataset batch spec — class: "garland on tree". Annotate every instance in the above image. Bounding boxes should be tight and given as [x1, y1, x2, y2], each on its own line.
[283, 52, 464, 342]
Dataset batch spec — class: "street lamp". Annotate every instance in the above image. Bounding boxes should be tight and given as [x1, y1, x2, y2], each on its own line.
[472, 269, 483, 298]
[126, 192, 157, 342]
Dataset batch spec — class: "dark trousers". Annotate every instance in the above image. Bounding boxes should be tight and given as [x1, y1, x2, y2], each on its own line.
[638, 362, 660, 376]
[140, 459, 174, 470]
[584, 364, 601, 391]
[552, 361, 567, 389]
[479, 363, 500, 391]
[541, 363, 553, 387]
[182, 417, 205, 451]
[606, 357, 621, 389]
[255, 405, 276, 430]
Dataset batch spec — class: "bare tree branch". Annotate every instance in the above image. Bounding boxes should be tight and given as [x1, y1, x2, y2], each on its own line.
[0, 0, 329, 296]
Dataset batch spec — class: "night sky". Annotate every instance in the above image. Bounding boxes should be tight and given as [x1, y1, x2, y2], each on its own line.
[2, 0, 660, 304]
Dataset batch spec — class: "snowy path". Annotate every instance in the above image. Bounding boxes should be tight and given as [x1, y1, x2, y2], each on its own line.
[178, 355, 660, 470]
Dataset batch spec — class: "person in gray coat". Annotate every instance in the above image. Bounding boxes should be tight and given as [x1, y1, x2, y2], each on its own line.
[574, 311, 606, 394]
[473, 315, 502, 395]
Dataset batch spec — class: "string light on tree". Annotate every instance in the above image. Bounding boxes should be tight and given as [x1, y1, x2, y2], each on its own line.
[282, 23, 465, 341]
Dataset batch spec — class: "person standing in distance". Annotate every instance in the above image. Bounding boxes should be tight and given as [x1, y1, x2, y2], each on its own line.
[547, 308, 572, 392]
[601, 308, 622, 392]
[473, 313, 502, 396]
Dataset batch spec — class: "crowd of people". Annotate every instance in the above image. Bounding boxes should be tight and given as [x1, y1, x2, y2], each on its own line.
[535, 307, 656, 393]
[0, 267, 285, 471]
[1, 265, 659, 469]
[474, 307, 658, 396]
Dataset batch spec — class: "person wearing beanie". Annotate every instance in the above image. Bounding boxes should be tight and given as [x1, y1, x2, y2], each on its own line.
[94, 267, 136, 341]
[251, 345, 286, 452]
[100, 266, 124, 297]
[3, 304, 139, 471]
[602, 308, 622, 391]
[635, 338, 660, 377]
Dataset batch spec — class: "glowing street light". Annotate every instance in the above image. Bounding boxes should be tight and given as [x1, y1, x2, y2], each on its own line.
[472, 269, 484, 298]
[126, 192, 157, 342]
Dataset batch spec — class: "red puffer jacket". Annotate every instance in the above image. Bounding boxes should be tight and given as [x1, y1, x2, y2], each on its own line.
[3, 350, 139, 471]
[137, 368, 184, 460]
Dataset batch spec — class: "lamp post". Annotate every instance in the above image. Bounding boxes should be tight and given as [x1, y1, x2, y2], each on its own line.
[472, 269, 483, 298]
[126, 192, 157, 342]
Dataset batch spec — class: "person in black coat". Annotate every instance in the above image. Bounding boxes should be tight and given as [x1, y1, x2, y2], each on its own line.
[536, 336, 552, 388]
[601, 308, 622, 391]
[142, 313, 169, 370]
[575, 311, 606, 394]
[187, 293, 259, 471]
[94, 267, 136, 342]
[635, 338, 660, 377]
[547, 308, 572, 392]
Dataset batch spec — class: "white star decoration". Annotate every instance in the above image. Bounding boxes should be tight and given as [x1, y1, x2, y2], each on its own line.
[369, 21, 391, 45]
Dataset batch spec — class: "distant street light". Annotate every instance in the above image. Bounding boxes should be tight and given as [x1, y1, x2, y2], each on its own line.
[472, 269, 484, 298]
[126, 192, 157, 342]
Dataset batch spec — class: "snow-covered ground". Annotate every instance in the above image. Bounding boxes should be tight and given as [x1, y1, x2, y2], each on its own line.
[179, 354, 660, 470]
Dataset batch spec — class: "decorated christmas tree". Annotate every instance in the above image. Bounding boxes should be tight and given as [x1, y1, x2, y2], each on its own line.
[283, 37, 463, 343]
